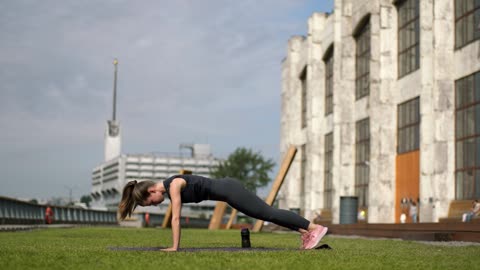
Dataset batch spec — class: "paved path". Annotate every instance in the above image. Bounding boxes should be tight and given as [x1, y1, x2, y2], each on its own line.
[0, 224, 75, 232]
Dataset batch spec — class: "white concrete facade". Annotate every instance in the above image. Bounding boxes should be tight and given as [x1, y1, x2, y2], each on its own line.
[279, 0, 480, 224]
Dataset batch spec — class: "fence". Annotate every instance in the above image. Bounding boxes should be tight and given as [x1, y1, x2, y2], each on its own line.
[0, 196, 211, 228]
[0, 196, 117, 225]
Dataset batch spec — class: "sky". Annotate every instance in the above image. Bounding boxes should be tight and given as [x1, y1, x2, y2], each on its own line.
[0, 0, 333, 201]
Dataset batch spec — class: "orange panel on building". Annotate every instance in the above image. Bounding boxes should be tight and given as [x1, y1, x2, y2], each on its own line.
[395, 150, 420, 223]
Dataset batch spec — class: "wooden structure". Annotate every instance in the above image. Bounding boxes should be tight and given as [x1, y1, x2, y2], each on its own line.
[313, 209, 333, 226]
[208, 202, 228, 230]
[252, 146, 297, 232]
[225, 209, 238, 229]
[329, 222, 480, 242]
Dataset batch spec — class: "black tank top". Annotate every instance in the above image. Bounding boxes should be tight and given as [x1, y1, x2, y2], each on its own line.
[163, 174, 213, 203]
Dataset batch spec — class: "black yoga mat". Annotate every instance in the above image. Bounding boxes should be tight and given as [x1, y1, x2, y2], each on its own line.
[108, 244, 332, 252]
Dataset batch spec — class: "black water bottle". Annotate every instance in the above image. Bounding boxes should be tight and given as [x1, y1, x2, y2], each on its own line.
[241, 228, 251, 248]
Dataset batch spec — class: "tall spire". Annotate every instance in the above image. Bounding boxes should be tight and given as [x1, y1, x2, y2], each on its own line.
[112, 58, 118, 121]
[104, 58, 121, 161]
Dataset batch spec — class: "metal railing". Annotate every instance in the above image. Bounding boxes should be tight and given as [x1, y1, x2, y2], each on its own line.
[0, 196, 212, 228]
[0, 196, 117, 225]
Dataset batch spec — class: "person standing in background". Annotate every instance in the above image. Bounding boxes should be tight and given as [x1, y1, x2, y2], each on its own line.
[409, 201, 418, 223]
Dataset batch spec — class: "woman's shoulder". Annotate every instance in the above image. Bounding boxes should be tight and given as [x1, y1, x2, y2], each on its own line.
[165, 174, 182, 181]
[163, 174, 181, 187]
[165, 174, 212, 184]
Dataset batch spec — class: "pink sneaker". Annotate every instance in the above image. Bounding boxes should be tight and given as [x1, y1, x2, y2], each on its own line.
[303, 226, 328, 250]
[301, 232, 313, 249]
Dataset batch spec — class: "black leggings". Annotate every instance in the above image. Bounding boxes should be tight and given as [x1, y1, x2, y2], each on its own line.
[207, 178, 310, 231]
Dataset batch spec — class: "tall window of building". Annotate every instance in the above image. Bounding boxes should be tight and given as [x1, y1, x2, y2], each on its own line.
[300, 67, 307, 128]
[455, 71, 480, 200]
[324, 133, 334, 209]
[455, 0, 480, 49]
[355, 118, 370, 207]
[324, 46, 334, 115]
[355, 19, 371, 99]
[397, 97, 420, 154]
[397, 0, 420, 78]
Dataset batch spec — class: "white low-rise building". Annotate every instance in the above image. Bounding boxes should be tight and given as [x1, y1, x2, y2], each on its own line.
[91, 147, 220, 212]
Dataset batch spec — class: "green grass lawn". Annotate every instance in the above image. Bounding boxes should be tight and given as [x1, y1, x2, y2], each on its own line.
[1, 227, 479, 270]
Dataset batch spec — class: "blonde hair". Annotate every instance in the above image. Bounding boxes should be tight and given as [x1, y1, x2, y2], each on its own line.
[118, 180, 155, 220]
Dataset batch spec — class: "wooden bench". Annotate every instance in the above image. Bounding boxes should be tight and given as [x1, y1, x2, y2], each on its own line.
[313, 209, 332, 225]
[439, 200, 480, 223]
[313, 207, 369, 225]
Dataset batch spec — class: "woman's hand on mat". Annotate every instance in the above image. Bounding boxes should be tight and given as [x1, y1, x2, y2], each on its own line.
[160, 247, 178, 252]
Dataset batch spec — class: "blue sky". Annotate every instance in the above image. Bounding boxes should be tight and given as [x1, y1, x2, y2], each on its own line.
[0, 0, 333, 201]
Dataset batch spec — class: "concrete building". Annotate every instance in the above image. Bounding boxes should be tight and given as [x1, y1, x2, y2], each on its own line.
[90, 145, 220, 213]
[279, 0, 480, 224]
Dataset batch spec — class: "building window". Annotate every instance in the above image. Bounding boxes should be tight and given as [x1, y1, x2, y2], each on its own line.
[324, 133, 334, 209]
[455, 0, 480, 49]
[324, 46, 334, 115]
[397, 97, 420, 154]
[300, 67, 307, 128]
[397, 0, 420, 78]
[355, 118, 370, 208]
[455, 71, 480, 200]
[355, 19, 370, 99]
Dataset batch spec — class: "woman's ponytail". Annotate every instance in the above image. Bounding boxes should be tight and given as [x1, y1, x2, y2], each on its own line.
[118, 180, 156, 220]
[118, 180, 138, 220]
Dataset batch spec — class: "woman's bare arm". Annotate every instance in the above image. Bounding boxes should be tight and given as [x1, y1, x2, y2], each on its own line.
[161, 178, 185, 251]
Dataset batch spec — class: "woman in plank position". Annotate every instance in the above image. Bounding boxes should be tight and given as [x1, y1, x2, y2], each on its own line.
[119, 174, 328, 251]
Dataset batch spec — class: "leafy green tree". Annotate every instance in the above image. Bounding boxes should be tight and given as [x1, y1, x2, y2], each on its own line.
[80, 195, 92, 207]
[29, 199, 38, 204]
[210, 147, 275, 193]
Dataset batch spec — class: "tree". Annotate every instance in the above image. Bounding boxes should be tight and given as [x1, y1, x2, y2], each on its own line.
[210, 147, 275, 193]
[29, 199, 38, 204]
[80, 195, 92, 207]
